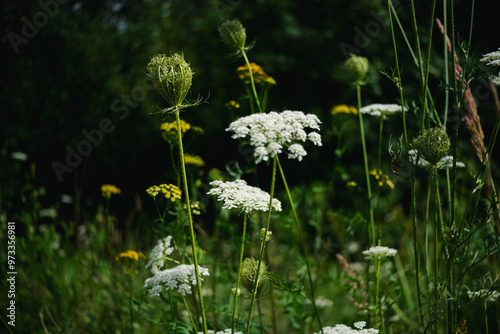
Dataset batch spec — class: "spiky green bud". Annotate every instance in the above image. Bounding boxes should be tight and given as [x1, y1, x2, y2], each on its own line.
[412, 127, 450, 166]
[219, 19, 247, 52]
[345, 54, 369, 85]
[146, 53, 193, 107]
[240, 257, 267, 294]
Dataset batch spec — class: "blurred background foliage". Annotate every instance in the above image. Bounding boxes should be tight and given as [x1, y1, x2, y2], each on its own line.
[1, 0, 499, 250]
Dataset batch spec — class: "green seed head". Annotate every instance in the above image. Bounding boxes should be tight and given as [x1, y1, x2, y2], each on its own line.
[345, 54, 369, 85]
[240, 257, 267, 294]
[412, 127, 450, 165]
[219, 19, 247, 52]
[146, 53, 193, 107]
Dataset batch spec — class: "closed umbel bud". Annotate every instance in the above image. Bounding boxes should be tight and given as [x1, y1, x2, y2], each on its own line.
[345, 54, 369, 85]
[219, 19, 247, 52]
[412, 127, 450, 165]
[240, 257, 267, 294]
[146, 53, 193, 107]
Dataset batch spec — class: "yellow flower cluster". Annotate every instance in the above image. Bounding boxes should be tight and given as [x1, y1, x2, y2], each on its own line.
[184, 154, 205, 167]
[161, 119, 191, 134]
[115, 250, 145, 262]
[370, 169, 395, 189]
[225, 100, 240, 110]
[146, 184, 182, 201]
[236, 62, 276, 85]
[101, 184, 121, 199]
[331, 104, 358, 115]
[184, 201, 201, 215]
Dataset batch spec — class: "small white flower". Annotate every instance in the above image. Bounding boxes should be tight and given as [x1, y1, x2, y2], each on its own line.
[145, 236, 174, 274]
[360, 104, 406, 119]
[201, 330, 243, 334]
[207, 179, 282, 213]
[480, 48, 500, 66]
[468, 289, 500, 302]
[144, 264, 209, 297]
[287, 143, 307, 161]
[362, 246, 398, 259]
[226, 110, 322, 163]
[314, 322, 378, 334]
[408, 150, 465, 169]
[11, 151, 28, 161]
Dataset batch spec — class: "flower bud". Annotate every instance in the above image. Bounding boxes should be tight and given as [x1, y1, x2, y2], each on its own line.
[219, 19, 247, 52]
[146, 53, 193, 107]
[411, 127, 450, 166]
[240, 257, 267, 293]
[259, 228, 273, 242]
[345, 54, 369, 84]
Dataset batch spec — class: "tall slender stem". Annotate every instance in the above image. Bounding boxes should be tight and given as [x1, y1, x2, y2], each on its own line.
[242, 50, 263, 113]
[276, 156, 323, 333]
[388, 0, 408, 145]
[231, 213, 248, 334]
[175, 109, 207, 334]
[411, 181, 425, 330]
[246, 155, 277, 334]
[356, 84, 376, 246]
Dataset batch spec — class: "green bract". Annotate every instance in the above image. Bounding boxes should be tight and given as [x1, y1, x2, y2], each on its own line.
[219, 19, 247, 52]
[345, 54, 369, 85]
[146, 53, 193, 108]
[412, 127, 450, 166]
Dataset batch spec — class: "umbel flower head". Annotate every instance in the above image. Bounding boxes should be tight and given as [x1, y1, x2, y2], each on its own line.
[144, 263, 209, 297]
[101, 184, 121, 199]
[360, 103, 407, 119]
[345, 54, 369, 85]
[218, 19, 249, 54]
[480, 47, 500, 85]
[314, 321, 379, 334]
[146, 53, 193, 109]
[411, 127, 450, 166]
[207, 179, 282, 214]
[145, 236, 175, 274]
[362, 246, 398, 259]
[226, 110, 322, 163]
[236, 62, 276, 86]
[331, 104, 358, 115]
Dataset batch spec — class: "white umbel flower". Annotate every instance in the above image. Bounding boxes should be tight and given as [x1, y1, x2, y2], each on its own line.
[226, 110, 322, 163]
[314, 321, 379, 334]
[408, 150, 465, 169]
[145, 236, 174, 274]
[362, 246, 398, 259]
[359, 104, 406, 118]
[480, 48, 500, 67]
[207, 179, 282, 213]
[200, 330, 244, 334]
[144, 264, 209, 297]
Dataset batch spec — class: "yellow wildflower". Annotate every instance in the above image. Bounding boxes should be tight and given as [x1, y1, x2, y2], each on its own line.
[115, 250, 146, 262]
[161, 119, 191, 134]
[101, 184, 121, 199]
[346, 181, 358, 188]
[369, 169, 395, 190]
[236, 62, 276, 85]
[225, 100, 240, 110]
[184, 154, 205, 167]
[146, 184, 182, 201]
[331, 104, 358, 115]
[184, 201, 201, 215]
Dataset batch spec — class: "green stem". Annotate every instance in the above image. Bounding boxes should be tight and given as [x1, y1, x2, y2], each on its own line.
[411, 181, 425, 330]
[241, 51, 263, 113]
[422, 0, 437, 130]
[182, 296, 198, 333]
[276, 156, 323, 333]
[388, 0, 408, 145]
[378, 118, 384, 170]
[232, 213, 248, 334]
[484, 299, 489, 334]
[175, 109, 207, 334]
[246, 155, 277, 334]
[375, 258, 383, 332]
[356, 84, 376, 246]
[129, 274, 134, 334]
